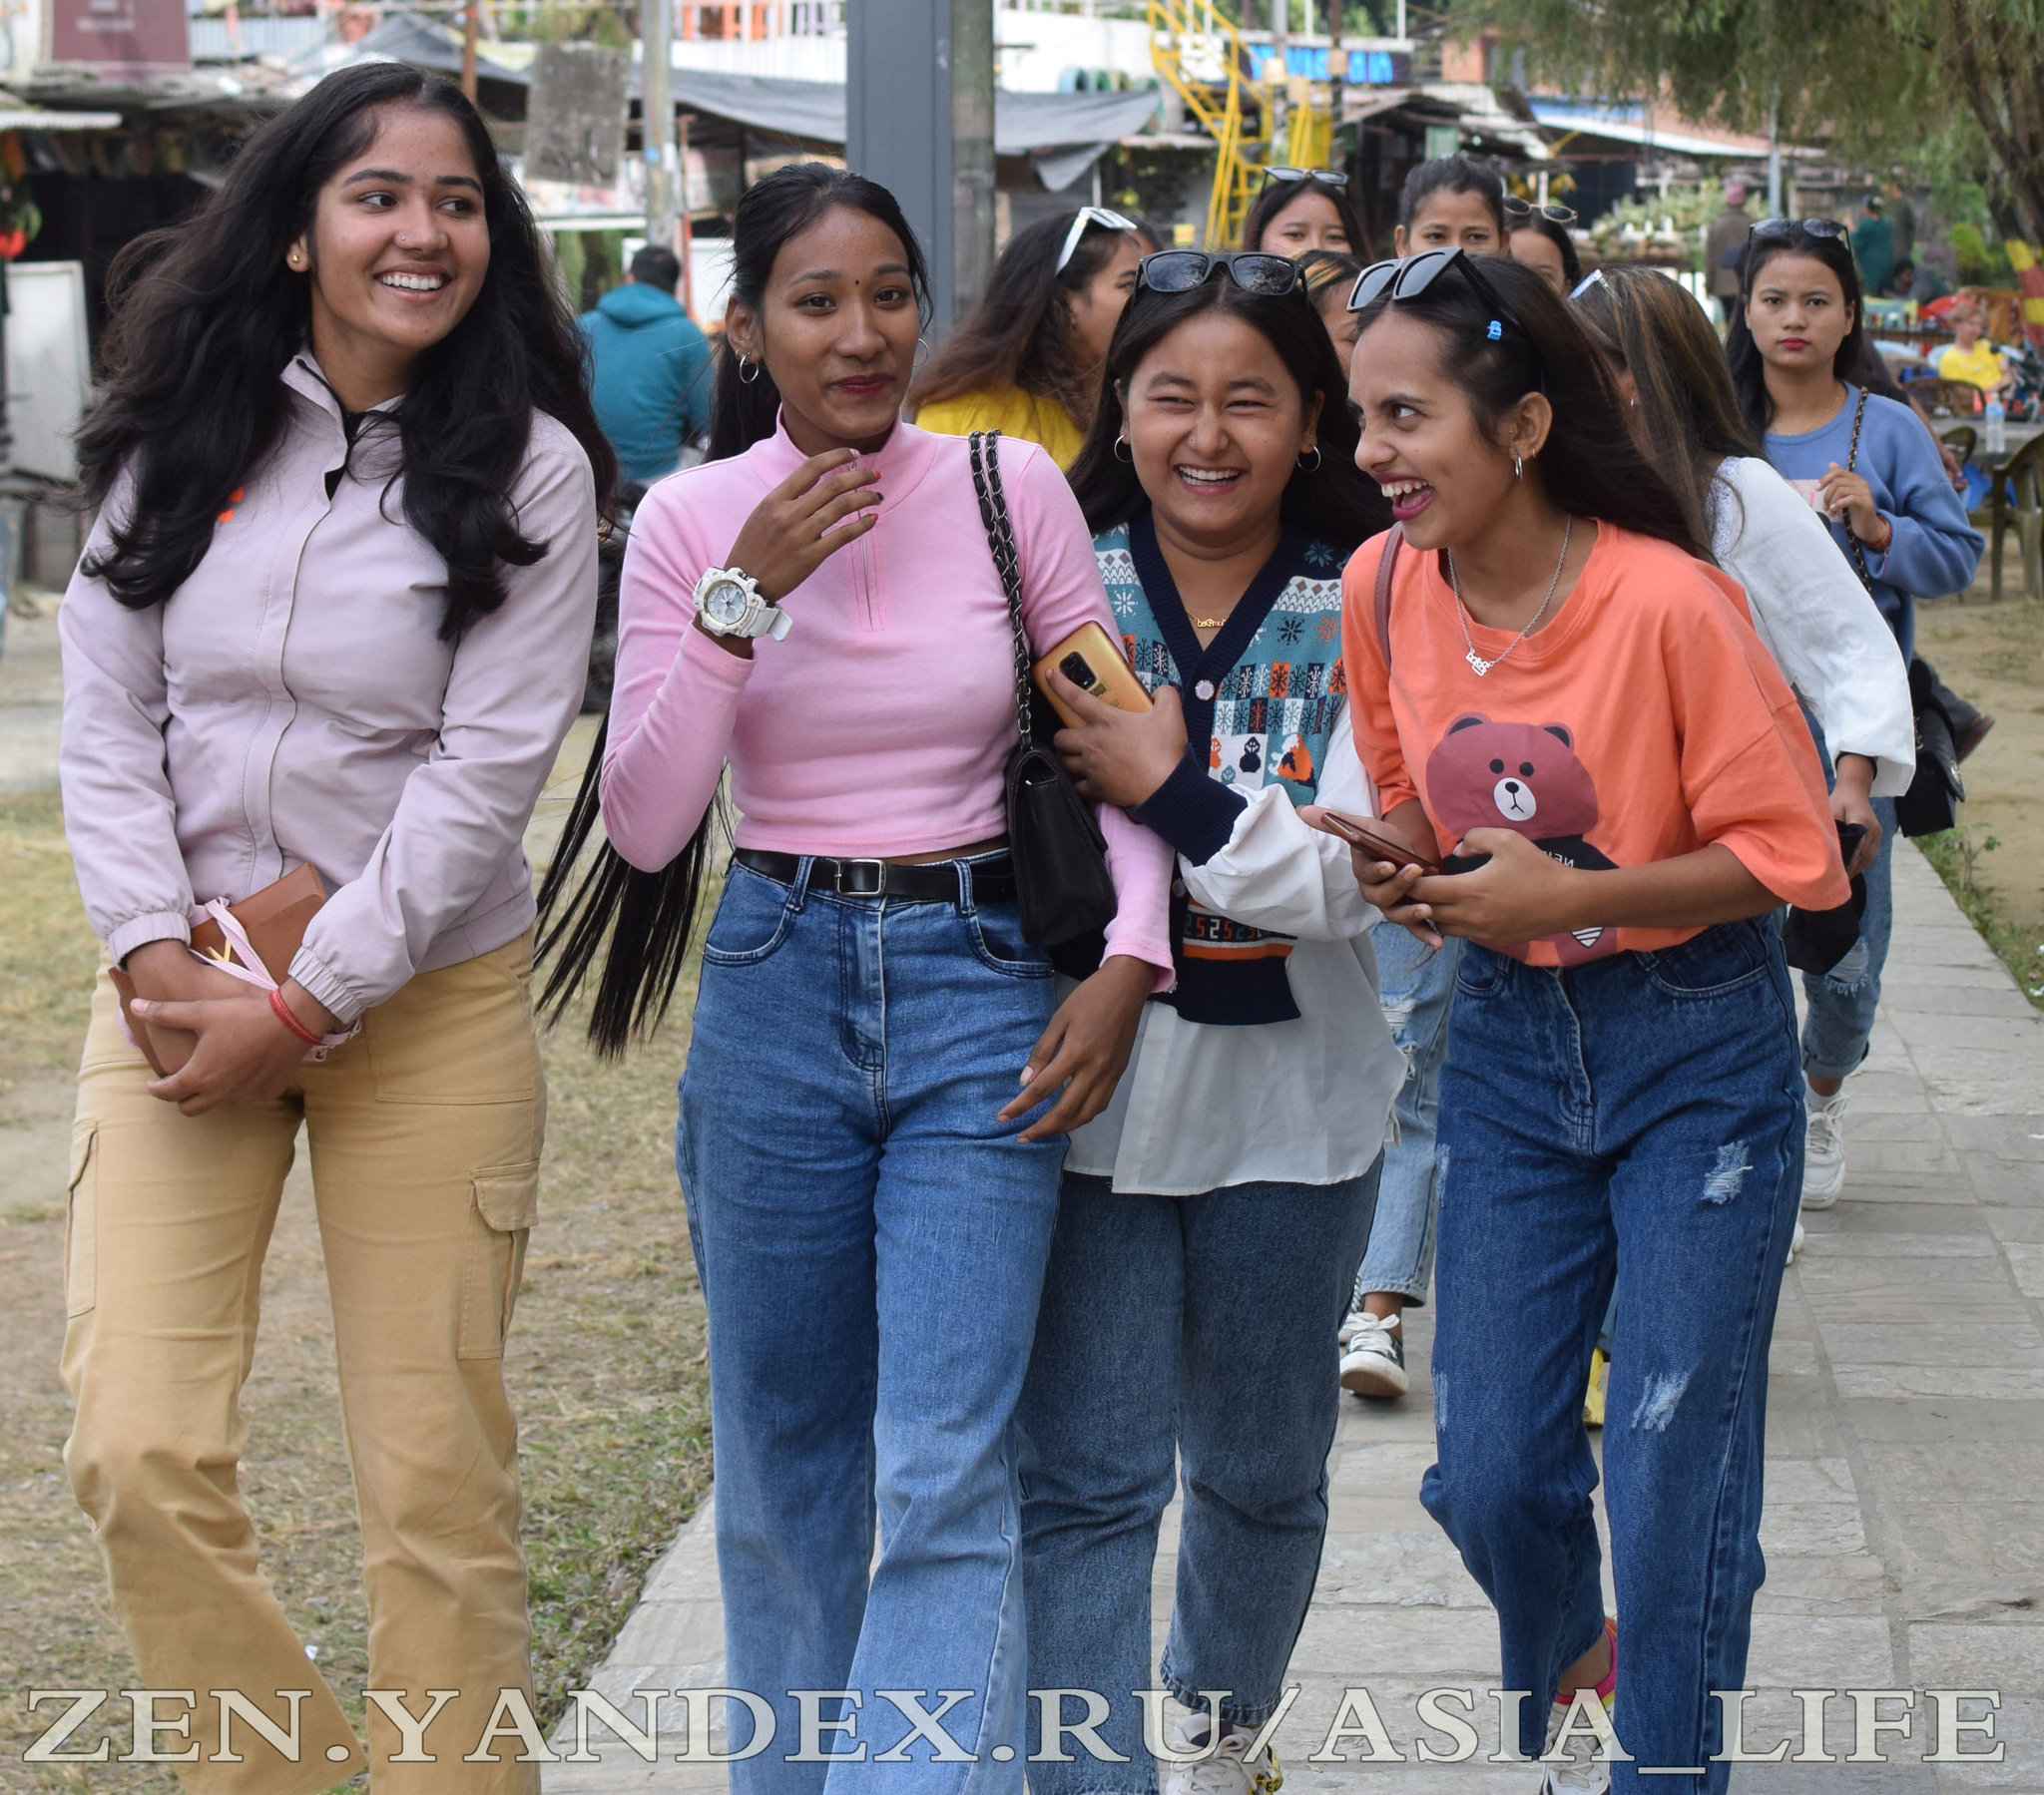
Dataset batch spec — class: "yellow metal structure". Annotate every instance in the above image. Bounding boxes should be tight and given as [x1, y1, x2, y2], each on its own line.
[1149, 0, 1339, 247]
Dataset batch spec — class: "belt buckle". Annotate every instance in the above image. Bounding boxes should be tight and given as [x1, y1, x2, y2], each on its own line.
[834, 858, 887, 898]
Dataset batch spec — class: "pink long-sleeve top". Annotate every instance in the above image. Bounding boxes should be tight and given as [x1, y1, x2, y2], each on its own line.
[601, 417, 1174, 978]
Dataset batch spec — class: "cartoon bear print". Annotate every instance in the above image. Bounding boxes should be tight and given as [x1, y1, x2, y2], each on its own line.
[1422, 713, 1618, 963]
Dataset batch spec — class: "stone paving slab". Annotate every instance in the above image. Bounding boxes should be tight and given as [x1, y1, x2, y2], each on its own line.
[545, 845, 2044, 1791]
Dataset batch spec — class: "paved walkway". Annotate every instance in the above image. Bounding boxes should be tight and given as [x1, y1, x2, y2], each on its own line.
[546, 844, 2044, 1791]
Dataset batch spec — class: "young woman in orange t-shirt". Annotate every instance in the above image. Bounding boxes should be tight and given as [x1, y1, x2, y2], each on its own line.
[1336, 250, 1848, 1794]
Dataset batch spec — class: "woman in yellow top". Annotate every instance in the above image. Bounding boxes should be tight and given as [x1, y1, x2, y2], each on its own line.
[908, 206, 1144, 467]
[1935, 302, 2011, 394]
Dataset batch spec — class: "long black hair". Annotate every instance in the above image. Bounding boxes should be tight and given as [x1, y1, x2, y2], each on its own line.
[77, 62, 614, 641]
[1243, 175, 1367, 257]
[1725, 221, 1867, 435]
[909, 208, 1133, 432]
[1352, 254, 1706, 558]
[1068, 270, 1389, 553]
[538, 163, 930, 1054]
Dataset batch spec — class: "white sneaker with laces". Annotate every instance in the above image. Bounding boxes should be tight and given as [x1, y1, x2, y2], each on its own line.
[1801, 1090, 1850, 1209]
[1161, 1710, 1281, 1795]
[1338, 1308, 1410, 1398]
[1537, 1699, 1612, 1795]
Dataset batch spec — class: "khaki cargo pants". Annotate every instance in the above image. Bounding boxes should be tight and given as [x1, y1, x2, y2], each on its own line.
[61, 934, 548, 1794]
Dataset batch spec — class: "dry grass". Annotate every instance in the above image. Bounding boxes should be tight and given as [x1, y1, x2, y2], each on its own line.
[0, 752, 713, 1789]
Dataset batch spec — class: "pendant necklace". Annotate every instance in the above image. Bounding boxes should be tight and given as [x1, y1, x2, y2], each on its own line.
[1447, 517, 1572, 676]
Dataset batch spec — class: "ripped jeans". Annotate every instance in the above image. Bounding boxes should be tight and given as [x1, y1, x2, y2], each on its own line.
[1422, 919, 1802, 1794]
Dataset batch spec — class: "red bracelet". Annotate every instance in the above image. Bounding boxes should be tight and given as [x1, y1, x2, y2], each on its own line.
[268, 986, 323, 1046]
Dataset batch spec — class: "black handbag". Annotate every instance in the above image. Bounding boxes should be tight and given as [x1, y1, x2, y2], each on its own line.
[1836, 387, 1965, 838]
[967, 430, 1119, 951]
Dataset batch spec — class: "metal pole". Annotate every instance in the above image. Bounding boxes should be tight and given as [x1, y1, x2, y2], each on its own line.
[460, 0, 479, 101]
[678, 110, 696, 317]
[1767, 90, 1782, 219]
[645, 0, 677, 254]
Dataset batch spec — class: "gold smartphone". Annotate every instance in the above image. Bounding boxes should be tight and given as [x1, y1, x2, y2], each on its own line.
[1031, 623, 1154, 726]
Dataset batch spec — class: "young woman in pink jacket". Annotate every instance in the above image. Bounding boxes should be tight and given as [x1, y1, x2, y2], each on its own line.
[539, 163, 1172, 1795]
[58, 65, 611, 1789]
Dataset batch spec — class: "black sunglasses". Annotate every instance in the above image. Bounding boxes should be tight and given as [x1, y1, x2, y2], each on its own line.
[1261, 166, 1349, 191]
[1346, 246, 1543, 384]
[1750, 218, 1847, 241]
[1505, 196, 1578, 225]
[1139, 249, 1304, 298]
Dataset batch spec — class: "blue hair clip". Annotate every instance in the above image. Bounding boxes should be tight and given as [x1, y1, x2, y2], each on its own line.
[1487, 319, 1503, 340]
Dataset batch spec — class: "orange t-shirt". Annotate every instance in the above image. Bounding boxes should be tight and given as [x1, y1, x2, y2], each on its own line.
[1341, 521, 1849, 967]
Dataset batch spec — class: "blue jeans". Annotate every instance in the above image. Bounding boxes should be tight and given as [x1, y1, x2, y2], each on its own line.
[677, 861, 1068, 1795]
[1422, 920, 1802, 1793]
[1352, 927, 1461, 1306]
[1799, 794, 1896, 1082]
[1017, 1163, 1381, 1794]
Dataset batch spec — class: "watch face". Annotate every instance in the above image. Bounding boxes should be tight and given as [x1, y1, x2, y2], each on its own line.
[704, 579, 750, 628]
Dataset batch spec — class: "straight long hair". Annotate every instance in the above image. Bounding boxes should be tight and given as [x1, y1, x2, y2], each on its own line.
[908, 208, 1133, 432]
[1571, 263, 1760, 550]
[1725, 223, 1868, 435]
[77, 62, 615, 641]
[537, 164, 931, 1054]
[1068, 273, 1389, 552]
[1352, 255, 1707, 558]
[1243, 176, 1368, 256]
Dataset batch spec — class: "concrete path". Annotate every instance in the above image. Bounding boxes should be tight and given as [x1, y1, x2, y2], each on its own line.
[545, 841, 2044, 1792]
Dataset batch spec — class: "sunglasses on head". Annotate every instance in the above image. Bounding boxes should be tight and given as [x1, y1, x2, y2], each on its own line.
[1261, 166, 1349, 190]
[1749, 218, 1847, 242]
[1055, 206, 1139, 274]
[1347, 246, 1543, 384]
[1138, 249, 1305, 298]
[1505, 195, 1578, 225]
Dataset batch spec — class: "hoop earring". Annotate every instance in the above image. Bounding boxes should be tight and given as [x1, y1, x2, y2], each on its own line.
[1296, 445, 1322, 473]
[1113, 436, 1134, 464]
[913, 336, 930, 369]
[1512, 453, 1523, 479]
[738, 354, 762, 386]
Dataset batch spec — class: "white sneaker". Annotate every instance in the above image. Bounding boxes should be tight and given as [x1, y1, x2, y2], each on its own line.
[1801, 1090, 1850, 1209]
[1786, 1220, 1805, 1264]
[1161, 1710, 1281, 1795]
[1538, 1699, 1612, 1795]
[1338, 1308, 1410, 1398]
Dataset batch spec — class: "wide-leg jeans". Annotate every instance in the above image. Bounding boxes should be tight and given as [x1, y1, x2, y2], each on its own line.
[678, 861, 1068, 1795]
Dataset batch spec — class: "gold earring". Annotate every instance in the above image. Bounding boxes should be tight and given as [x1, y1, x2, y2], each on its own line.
[287, 247, 305, 270]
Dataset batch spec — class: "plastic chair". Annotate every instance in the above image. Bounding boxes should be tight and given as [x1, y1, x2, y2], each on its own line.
[1966, 431, 2044, 600]
[1941, 424, 1977, 463]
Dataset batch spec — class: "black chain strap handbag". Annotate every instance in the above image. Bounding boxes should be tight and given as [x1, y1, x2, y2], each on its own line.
[967, 430, 1120, 949]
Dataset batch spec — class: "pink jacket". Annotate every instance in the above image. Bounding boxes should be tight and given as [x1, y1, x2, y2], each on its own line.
[60, 354, 598, 1023]
[602, 418, 1172, 976]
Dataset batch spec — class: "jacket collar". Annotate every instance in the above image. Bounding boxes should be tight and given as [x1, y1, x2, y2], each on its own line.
[282, 351, 405, 432]
[750, 409, 940, 517]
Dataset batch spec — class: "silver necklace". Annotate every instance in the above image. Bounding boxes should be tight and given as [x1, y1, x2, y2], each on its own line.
[1446, 517, 1572, 676]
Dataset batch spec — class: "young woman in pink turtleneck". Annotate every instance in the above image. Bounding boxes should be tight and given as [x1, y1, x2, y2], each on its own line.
[540, 164, 1171, 1795]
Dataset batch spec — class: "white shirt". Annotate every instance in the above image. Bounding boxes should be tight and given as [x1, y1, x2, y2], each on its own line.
[1065, 706, 1406, 1195]
[1710, 457, 1916, 796]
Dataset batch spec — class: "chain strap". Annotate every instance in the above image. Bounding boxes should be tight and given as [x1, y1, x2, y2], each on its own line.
[1841, 385, 1876, 593]
[967, 430, 1037, 753]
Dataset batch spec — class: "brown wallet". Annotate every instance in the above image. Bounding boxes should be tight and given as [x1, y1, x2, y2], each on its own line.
[109, 862, 328, 1077]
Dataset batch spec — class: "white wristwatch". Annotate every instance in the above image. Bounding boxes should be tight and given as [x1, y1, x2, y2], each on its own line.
[693, 566, 791, 642]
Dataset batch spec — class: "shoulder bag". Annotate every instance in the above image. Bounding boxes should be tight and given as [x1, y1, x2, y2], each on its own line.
[967, 430, 1119, 951]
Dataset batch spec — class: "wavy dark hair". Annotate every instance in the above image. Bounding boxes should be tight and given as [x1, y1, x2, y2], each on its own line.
[1571, 262, 1758, 549]
[1068, 270, 1389, 552]
[1243, 175, 1367, 257]
[908, 208, 1134, 432]
[77, 62, 614, 641]
[1725, 221, 1867, 435]
[538, 163, 930, 1054]
[1398, 153, 1506, 235]
[1352, 254, 1706, 558]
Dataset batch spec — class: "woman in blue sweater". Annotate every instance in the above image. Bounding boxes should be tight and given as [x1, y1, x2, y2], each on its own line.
[1727, 219, 1982, 1207]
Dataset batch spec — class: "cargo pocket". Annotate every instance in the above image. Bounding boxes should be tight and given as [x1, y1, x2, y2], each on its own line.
[458, 1159, 540, 1359]
[65, 1121, 98, 1319]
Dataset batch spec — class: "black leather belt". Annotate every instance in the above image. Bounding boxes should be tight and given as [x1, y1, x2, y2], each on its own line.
[734, 847, 1018, 905]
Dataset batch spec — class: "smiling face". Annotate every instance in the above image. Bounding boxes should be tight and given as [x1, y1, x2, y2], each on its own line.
[726, 204, 921, 454]
[1350, 306, 1541, 551]
[1120, 309, 1320, 554]
[1394, 188, 1503, 257]
[1508, 225, 1568, 294]
[1950, 309, 1985, 347]
[1066, 232, 1144, 370]
[289, 104, 490, 407]
[1744, 250, 1852, 375]
[1259, 188, 1354, 257]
